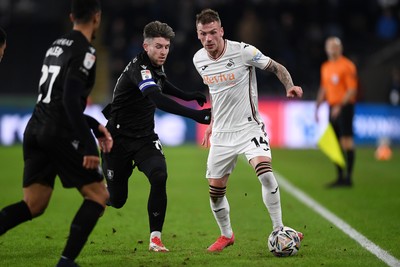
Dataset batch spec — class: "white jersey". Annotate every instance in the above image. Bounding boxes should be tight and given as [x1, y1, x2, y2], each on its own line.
[193, 40, 271, 133]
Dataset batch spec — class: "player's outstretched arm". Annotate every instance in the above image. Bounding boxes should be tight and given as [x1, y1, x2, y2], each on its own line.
[147, 90, 211, 124]
[266, 59, 303, 99]
[286, 86, 303, 98]
[163, 80, 207, 107]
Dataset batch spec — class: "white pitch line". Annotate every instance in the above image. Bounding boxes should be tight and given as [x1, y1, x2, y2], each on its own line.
[276, 173, 400, 267]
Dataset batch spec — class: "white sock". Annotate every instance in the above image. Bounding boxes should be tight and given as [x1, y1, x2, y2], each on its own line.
[258, 172, 283, 229]
[210, 196, 233, 238]
[150, 231, 161, 241]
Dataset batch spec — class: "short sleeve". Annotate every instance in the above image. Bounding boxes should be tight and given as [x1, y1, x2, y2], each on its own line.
[241, 42, 271, 70]
[345, 61, 357, 90]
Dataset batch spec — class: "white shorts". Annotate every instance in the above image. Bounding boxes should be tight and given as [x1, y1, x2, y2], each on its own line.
[206, 126, 271, 179]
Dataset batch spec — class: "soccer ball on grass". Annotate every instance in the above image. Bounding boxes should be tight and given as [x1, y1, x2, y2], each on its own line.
[267, 226, 301, 257]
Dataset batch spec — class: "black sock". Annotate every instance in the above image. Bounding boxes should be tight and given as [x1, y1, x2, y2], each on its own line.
[61, 199, 104, 261]
[335, 164, 344, 181]
[148, 184, 167, 233]
[0, 201, 32, 235]
[345, 150, 355, 181]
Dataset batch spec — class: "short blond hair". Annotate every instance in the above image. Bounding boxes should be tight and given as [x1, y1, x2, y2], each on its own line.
[196, 8, 221, 26]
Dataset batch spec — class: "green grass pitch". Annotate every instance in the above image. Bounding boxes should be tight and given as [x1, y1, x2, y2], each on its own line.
[0, 144, 399, 266]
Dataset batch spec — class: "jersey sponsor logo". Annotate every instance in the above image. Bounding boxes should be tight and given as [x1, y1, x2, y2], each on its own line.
[141, 69, 152, 80]
[203, 72, 236, 85]
[83, 52, 96, 69]
[45, 46, 63, 57]
[140, 64, 148, 69]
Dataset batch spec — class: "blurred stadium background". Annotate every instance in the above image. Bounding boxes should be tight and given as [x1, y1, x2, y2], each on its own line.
[0, 0, 399, 147]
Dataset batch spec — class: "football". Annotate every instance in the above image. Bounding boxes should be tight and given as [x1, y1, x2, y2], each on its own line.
[267, 226, 301, 257]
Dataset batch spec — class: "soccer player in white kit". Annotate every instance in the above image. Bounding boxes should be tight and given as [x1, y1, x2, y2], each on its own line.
[193, 8, 304, 252]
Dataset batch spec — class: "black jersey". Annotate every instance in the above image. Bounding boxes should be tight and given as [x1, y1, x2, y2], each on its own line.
[105, 51, 167, 138]
[26, 30, 96, 137]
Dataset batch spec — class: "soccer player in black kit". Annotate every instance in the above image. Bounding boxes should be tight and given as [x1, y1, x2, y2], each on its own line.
[101, 21, 211, 252]
[0, 1, 113, 267]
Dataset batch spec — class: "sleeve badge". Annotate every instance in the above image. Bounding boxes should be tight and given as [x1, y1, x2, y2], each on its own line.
[141, 69, 152, 80]
[83, 52, 96, 69]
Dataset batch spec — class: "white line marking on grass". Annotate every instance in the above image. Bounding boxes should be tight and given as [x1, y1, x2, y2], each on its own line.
[276, 173, 400, 267]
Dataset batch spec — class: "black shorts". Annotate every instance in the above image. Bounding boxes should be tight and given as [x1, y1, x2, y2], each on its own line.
[22, 131, 104, 189]
[329, 104, 354, 138]
[101, 131, 165, 184]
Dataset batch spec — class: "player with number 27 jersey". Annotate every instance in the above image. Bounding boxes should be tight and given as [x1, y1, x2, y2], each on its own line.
[27, 30, 97, 152]
[23, 29, 104, 189]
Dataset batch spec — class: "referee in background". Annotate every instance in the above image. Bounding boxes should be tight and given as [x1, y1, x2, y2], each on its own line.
[315, 36, 357, 187]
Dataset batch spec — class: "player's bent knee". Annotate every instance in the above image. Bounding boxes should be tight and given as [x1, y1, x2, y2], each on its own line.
[100, 187, 110, 205]
[23, 197, 50, 218]
[23, 184, 52, 217]
[25, 201, 48, 218]
[80, 182, 110, 207]
[31, 208, 46, 218]
[148, 169, 167, 188]
[138, 157, 167, 187]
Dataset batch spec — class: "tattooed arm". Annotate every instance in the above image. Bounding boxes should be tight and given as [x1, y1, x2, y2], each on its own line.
[266, 59, 303, 98]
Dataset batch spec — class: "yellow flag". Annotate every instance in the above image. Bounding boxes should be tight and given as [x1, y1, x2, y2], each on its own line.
[317, 123, 346, 168]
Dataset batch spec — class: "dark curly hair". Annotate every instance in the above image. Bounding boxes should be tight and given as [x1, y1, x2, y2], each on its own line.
[143, 21, 175, 40]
